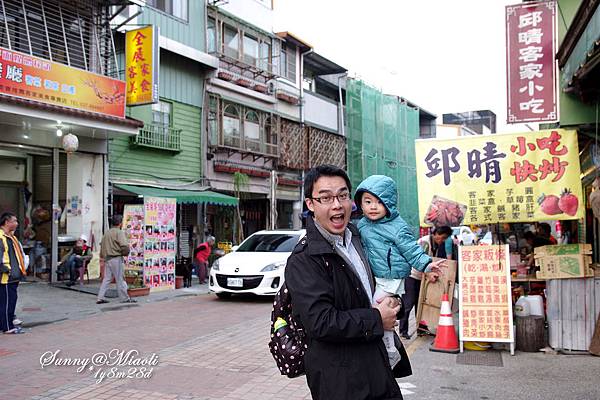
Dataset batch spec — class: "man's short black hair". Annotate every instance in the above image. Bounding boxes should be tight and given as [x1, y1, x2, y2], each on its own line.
[0, 212, 16, 227]
[433, 225, 452, 237]
[304, 165, 352, 199]
[112, 214, 123, 227]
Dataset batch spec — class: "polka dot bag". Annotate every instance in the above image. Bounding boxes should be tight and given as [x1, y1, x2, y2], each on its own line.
[268, 282, 307, 378]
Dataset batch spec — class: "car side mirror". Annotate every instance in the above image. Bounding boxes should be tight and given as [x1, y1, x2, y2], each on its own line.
[231, 245, 239, 251]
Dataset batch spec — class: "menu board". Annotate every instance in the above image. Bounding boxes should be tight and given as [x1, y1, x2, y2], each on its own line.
[458, 245, 514, 344]
[143, 197, 176, 292]
[123, 205, 145, 271]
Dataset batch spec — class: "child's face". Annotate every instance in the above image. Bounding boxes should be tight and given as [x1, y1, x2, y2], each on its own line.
[361, 192, 387, 221]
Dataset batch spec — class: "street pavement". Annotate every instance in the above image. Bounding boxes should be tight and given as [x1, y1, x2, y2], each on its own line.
[1, 281, 599, 400]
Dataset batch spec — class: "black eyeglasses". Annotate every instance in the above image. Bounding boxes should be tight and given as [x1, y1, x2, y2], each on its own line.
[311, 192, 351, 204]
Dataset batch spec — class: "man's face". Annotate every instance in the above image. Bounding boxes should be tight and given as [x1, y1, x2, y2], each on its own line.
[4, 216, 18, 233]
[305, 176, 351, 236]
[433, 233, 449, 245]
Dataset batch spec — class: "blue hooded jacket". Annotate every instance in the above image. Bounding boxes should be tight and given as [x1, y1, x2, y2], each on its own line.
[355, 175, 431, 280]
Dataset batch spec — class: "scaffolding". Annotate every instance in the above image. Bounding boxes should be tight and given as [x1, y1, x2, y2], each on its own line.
[346, 79, 420, 231]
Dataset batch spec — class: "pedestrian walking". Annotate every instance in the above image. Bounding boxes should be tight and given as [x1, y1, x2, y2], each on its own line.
[193, 235, 215, 284]
[285, 165, 408, 400]
[97, 215, 135, 304]
[0, 212, 27, 334]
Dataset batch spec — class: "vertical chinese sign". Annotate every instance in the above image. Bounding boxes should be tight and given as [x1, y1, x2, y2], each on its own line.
[415, 129, 583, 226]
[126, 26, 159, 106]
[458, 245, 514, 347]
[506, 1, 557, 123]
[123, 205, 145, 272]
[143, 197, 177, 292]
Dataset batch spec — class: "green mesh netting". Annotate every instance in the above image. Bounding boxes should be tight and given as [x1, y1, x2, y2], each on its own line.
[346, 79, 420, 232]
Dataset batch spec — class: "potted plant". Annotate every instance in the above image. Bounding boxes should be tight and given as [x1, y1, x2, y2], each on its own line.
[254, 83, 268, 93]
[124, 269, 138, 285]
[218, 70, 234, 81]
[236, 77, 252, 87]
[127, 273, 150, 297]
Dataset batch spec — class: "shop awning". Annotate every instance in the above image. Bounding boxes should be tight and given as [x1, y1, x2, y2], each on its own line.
[116, 184, 238, 207]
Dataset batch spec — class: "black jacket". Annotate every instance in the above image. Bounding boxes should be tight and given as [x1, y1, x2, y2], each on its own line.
[285, 218, 406, 400]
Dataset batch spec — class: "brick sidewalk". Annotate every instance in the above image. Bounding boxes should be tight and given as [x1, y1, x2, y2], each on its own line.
[1, 294, 311, 400]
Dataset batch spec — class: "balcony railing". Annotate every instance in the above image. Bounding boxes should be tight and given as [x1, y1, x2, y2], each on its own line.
[131, 125, 181, 152]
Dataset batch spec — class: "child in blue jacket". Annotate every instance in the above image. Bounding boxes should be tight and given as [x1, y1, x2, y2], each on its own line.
[355, 175, 443, 367]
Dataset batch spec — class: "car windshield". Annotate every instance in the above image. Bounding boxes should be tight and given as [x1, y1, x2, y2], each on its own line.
[236, 234, 300, 252]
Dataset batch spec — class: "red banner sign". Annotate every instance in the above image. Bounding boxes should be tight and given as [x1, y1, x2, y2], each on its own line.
[0, 47, 126, 118]
[506, 1, 557, 123]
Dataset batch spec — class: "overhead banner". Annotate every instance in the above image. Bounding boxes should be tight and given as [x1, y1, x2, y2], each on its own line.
[126, 25, 159, 105]
[143, 197, 176, 292]
[415, 129, 583, 227]
[458, 245, 514, 345]
[506, 1, 557, 123]
[0, 47, 125, 118]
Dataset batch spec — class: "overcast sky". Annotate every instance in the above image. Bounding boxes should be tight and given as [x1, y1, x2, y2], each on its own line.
[274, 0, 530, 134]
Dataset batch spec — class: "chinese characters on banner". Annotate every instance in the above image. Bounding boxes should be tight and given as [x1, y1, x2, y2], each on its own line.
[143, 197, 177, 292]
[506, 1, 557, 123]
[123, 205, 145, 272]
[0, 47, 125, 118]
[415, 129, 583, 226]
[126, 26, 159, 105]
[459, 245, 514, 343]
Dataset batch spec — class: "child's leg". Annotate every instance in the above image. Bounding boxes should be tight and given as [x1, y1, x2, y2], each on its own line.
[373, 287, 401, 368]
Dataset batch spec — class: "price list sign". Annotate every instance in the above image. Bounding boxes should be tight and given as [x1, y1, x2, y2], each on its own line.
[458, 245, 514, 344]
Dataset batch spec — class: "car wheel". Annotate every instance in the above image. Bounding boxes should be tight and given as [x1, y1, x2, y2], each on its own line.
[216, 292, 232, 299]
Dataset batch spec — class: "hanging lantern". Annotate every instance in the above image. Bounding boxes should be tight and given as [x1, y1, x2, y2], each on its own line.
[62, 133, 79, 154]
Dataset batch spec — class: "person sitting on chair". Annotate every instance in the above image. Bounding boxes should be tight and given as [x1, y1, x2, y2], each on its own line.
[58, 234, 92, 286]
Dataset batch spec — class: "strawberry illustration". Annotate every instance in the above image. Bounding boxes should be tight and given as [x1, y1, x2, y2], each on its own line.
[558, 189, 578, 216]
[538, 193, 561, 215]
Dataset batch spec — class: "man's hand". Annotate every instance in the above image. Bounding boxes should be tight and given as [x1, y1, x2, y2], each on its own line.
[426, 272, 440, 283]
[374, 297, 401, 330]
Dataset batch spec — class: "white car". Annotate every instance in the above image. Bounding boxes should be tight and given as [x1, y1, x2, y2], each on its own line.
[209, 229, 306, 298]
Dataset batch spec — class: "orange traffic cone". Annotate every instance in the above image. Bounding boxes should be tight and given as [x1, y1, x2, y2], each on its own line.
[429, 293, 459, 354]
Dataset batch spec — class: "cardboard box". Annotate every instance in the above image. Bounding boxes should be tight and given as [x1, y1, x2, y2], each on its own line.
[535, 244, 593, 279]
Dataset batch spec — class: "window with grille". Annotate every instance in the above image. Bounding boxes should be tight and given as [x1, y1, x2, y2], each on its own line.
[280, 43, 296, 83]
[0, 0, 118, 77]
[152, 100, 172, 136]
[211, 97, 278, 156]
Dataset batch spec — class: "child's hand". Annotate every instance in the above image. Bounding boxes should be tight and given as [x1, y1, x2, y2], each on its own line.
[427, 259, 446, 274]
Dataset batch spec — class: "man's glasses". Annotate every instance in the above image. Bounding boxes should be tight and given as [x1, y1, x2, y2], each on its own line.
[310, 192, 351, 204]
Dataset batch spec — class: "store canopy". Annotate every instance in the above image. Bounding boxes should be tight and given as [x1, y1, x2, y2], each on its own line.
[117, 184, 238, 207]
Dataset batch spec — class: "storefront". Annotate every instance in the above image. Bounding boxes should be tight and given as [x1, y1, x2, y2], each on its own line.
[415, 129, 599, 353]
[0, 95, 141, 282]
[112, 184, 238, 259]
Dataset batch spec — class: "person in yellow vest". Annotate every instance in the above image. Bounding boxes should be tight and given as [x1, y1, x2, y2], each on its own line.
[0, 212, 27, 334]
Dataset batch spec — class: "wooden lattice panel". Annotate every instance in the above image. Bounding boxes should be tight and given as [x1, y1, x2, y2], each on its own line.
[279, 119, 308, 170]
[309, 127, 346, 168]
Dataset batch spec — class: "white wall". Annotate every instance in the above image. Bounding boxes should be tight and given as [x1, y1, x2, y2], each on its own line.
[66, 154, 103, 249]
[304, 92, 339, 133]
[436, 125, 461, 139]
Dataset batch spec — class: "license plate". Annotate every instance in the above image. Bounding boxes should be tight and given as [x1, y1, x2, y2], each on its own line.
[227, 277, 243, 287]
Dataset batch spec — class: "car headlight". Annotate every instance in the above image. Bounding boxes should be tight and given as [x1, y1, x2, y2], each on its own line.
[211, 259, 220, 271]
[260, 261, 286, 272]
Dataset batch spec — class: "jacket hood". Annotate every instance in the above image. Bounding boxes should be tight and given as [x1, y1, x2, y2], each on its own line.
[354, 175, 399, 221]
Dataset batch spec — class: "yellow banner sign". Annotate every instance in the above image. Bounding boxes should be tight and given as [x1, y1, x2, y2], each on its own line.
[126, 26, 159, 105]
[415, 129, 583, 226]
